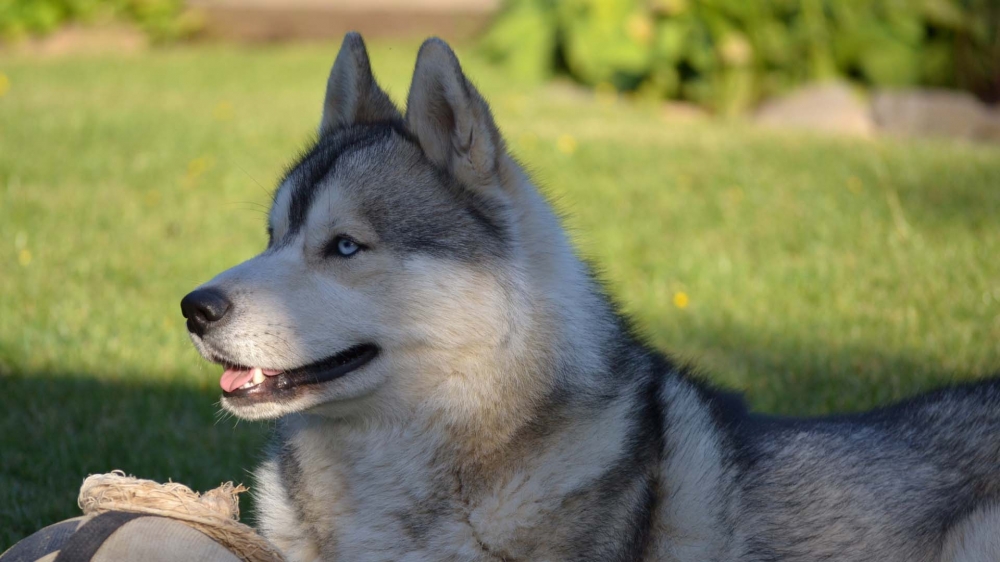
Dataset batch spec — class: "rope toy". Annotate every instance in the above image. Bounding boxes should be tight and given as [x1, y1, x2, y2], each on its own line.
[77, 471, 284, 562]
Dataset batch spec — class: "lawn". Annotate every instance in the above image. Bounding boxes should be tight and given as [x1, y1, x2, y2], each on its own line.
[1, 40, 999, 549]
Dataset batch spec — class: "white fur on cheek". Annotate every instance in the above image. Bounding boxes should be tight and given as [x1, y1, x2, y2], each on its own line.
[369, 255, 554, 441]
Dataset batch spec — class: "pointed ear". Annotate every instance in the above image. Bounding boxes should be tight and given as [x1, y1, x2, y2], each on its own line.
[406, 38, 506, 189]
[320, 32, 401, 135]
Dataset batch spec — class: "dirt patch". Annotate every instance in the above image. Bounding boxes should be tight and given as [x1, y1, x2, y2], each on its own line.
[1, 24, 148, 57]
[189, 0, 498, 43]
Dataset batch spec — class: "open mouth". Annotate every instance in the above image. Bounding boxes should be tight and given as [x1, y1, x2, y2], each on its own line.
[217, 344, 379, 399]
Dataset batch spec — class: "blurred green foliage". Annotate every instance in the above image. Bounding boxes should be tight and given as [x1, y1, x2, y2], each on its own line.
[0, 0, 197, 42]
[481, 0, 1000, 113]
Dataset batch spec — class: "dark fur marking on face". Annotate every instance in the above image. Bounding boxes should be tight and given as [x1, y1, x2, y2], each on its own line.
[281, 123, 399, 241]
[427, 163, 508, 246]
[356, 160, 510, 261]
[270, 120, 509, 261]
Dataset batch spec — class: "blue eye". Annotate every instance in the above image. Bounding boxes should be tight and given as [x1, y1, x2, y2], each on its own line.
[326, 235, 361, 258]
[337, 238, 359, 256]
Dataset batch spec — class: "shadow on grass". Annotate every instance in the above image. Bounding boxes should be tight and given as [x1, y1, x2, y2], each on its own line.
[642, 315, 995, 417]
[0, 372, 269, 551]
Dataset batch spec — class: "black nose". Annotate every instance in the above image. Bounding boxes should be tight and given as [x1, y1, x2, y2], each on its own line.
[180, 288, 232, 337]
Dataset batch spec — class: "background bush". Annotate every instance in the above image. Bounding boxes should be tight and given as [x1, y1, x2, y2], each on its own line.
[481, 0, 1000, 113]
[0, 0, 195, 42]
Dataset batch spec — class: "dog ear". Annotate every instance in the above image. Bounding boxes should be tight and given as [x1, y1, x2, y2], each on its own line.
[320, 32, 401, 136]
[406, 38, 506, 191]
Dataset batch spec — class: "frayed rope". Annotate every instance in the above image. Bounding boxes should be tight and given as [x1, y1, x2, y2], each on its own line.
[78, 471, 284, 562]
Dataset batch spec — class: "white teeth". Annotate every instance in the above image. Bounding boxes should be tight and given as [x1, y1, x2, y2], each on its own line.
[237, 368, 267, 391]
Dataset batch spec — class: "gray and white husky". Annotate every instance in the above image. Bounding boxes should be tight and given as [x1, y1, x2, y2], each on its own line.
[181, 34, 1000, 561]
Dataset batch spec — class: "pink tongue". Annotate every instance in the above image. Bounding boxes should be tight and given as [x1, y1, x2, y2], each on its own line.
[219, 367, 283, 392]
[221, 368, 254, 392]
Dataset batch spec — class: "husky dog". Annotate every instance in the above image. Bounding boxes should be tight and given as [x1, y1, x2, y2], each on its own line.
[180, 33, 1000, 561]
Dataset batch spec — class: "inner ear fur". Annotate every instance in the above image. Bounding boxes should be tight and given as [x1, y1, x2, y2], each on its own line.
[405, 38, 506, 190]
[320, 32, 401, 136]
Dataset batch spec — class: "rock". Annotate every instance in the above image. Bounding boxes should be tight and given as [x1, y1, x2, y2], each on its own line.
[754, 82, 874, 136]
[872, 89, 1000, 142]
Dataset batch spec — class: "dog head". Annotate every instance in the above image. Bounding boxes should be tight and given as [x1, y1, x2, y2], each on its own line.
[182, 34, 552, 421]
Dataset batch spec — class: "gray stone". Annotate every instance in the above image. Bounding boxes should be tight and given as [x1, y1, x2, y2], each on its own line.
[754, 82, 874, 136]
[872, 89, 1000, 142]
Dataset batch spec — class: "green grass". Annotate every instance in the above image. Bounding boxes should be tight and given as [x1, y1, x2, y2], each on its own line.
[2, 41, 999, 549]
